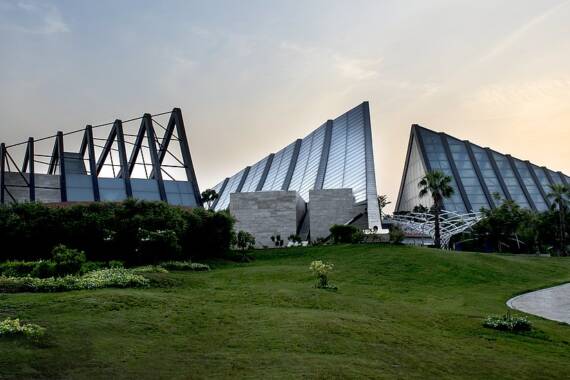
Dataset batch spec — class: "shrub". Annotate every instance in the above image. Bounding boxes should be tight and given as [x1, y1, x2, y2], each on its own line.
[236, 231, 256, 251]
[108, 260, 124, 268]
[0, 200, 235, 264]
[389, 225, 406, 244]
[0, 261, 36, 277]
[483, 311, 532, 332]
[329, 225, 361, 244]
[159, 261, 210, 271]
[131, 265, 169, 274]
[31, 261, 56, 279]
[80, 261, 104, 274]
[309, 260, 336, 290]
[0, 268, 149, 293]
[0, 318, 45, 341]
[51, 245, 86, 276]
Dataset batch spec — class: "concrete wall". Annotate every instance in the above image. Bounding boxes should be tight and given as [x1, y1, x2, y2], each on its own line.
[230, 191, 305, 248]
[309, 188, 356, 240]
[3, 172, 61, 203]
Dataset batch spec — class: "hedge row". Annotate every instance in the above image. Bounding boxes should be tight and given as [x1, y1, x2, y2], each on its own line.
[0, 200, 234, 265]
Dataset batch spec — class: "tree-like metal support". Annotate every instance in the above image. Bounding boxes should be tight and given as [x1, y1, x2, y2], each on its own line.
[389, 210, 483, 249]
[0, 108, 202, 207]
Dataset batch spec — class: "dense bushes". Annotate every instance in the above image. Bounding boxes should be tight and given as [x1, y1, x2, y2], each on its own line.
[483, 312, 532, 332]
[0, 200, 234, 264]
[0, 268, 150, 293]
[329, 225, 362, 244]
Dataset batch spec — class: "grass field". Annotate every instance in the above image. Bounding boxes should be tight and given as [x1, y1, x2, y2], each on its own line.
[1, 245, 570, 379]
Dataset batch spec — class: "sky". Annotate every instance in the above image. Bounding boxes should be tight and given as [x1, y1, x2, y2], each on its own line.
[1, 0, 569, 212]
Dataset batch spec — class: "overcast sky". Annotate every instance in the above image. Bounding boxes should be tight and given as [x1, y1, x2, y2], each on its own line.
[1, 0, 569, 211]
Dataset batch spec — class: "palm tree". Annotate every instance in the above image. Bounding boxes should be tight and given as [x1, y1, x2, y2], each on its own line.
[418, 170, 455, 249]
[547, 184, 569, 256]
[201, 189, 219, 210]
[377, 195, 391, 218]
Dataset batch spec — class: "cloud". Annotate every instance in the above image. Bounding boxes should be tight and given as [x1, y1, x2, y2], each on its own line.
[0, 1, 69, 34]
[280, 40, 382, 81]
[479, 0, 569, 63]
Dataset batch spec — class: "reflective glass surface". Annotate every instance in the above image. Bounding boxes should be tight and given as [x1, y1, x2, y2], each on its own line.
[446, 137, 489, 211]
[288, 124, 325, 201]
[261, 142, 295, 191]
[512, 159, 548, 211]
[491, 152, 531, 209]
[419, 129, 466, 212]
[470, 144, 506, 204]
[240, 156, 269, 193]
[215, 169, 246, 210]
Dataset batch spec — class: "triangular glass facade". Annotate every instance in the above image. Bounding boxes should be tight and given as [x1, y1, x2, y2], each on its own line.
[396, 125, 569, 213]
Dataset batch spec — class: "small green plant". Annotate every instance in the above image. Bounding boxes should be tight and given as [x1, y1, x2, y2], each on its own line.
[131, 265, 169, 274]
[0, 261, 36, 277]
[389, 225, 405, 244]
[483, 311, 532, 332]
[31, 260, 56, 278]
[160, 261, 210, 271]
[0, 318, 45, 341]
[108, 260, 124, 268]
[309, 260, 337, 290]
[270, 234, 284, 248]
[51, 245, 86, 276]
[236, 230, 256, 251]
[329, 225, 361, 244]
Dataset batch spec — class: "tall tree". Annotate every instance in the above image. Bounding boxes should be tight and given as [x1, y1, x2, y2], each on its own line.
[547, 184, 569, 256]
[201, 189, 219, 210]
[377, 195, 391, 217]
[418, 170, 455, 249]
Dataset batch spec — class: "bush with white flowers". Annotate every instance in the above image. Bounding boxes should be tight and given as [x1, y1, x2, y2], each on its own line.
[309, 260, 336, 289]
[0, 318, 45, 341]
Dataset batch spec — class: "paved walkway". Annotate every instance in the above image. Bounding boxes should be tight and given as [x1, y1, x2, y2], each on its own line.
[507, 283, 570, 324]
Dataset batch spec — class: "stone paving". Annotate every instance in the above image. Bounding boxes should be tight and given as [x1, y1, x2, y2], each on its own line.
[507, 283, 570, 324]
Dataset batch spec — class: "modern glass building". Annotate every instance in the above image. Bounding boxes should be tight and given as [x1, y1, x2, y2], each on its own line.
[395, 124, 569, 213]
[210, 102, 382, 230]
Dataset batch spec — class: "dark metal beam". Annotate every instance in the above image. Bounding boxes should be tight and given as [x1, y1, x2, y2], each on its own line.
[314, 120, 333, 190]
[507, 155, 536, 211]
[171, 108, 202, 206]
[211, 177, 229, 210]
[394, 127, 416, 212]
[114, 120, 132, 198]
[256, 153, 274, 191]
[48, 137, 59, 175]
[465, 141, 495, 209]
[526, 161, 550, 208]
[125, 121, 146, 177]
[57, 131, 67, 202]
[282, 139, 302, 191]
[143, 115, 167, 201]
[27, 138, 35, 201]
[0, 143, 5, 204]
[440, 133, 472, 212]
[85, 126, 100, 201]
[96, 126, 118, 175]
[559, 172, 569, 185]
[485, 148, 512, 201]
[236, 166, 251, 193]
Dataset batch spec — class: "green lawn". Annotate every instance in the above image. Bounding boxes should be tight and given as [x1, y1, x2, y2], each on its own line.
[1, 245, 570, 379]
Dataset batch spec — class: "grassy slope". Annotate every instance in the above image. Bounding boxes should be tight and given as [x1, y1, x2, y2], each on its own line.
[1, 245, 570, 379]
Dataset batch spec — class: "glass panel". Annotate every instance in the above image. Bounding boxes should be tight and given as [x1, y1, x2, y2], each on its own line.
[398, 136, 432, 212]
[288, 124, 325, 201]
[513, 159, 548, 211]
[240, 156, 269, 193]
[491, 152, 530, 209]
[418, 129, 466, 212]
[323, 105, 366, 202]
[214, 169, 246, 210]
[531, 165, 553, 203]
[261, 142, 295, 191]
[446, 137, 489, 211]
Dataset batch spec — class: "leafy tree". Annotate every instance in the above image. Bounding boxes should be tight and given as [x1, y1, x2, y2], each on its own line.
[418, 170, 455, 248]
[377, 195, 391, 217]
[201, 189, 219, 209]
[236, 230, 256, 251]
[472, 199, 534, 253]
[547, 184, 569, 256]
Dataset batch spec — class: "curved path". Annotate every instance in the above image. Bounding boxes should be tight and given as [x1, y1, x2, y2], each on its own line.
[507, 283, 570, 324]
